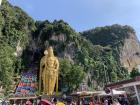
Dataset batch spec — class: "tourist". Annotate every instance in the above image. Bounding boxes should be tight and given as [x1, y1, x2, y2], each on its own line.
[94, 96, 101, 105]
[107, 96, 112, 105]
[82, 98, 88, 105]
[32, 99, 37, 105]
[52, 98, 57, 105]
[37, 96, 41, 105]
[118, 96, 129, 105]
[112, 99, 120, 105]
[89, 97, 95, 105]
[103, 98, 108, 105]
[26, 99, 32, 105]
[1, 100, 7, 105]
[66, 97, 72, 105]
[120, 98, 129, 105]
[56, 98, 65, 105]
[71, 100, 77, 105]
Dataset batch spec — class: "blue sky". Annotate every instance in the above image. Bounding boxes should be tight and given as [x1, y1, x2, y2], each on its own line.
[9, 0, 140, 40]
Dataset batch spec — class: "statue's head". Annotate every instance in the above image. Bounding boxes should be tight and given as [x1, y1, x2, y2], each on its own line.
[44, 49, 48, 55]
[48, 46, 54, 57]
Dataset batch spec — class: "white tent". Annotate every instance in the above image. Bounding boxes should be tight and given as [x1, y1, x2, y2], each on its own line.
[72, 91, 103, 96]
[98, 89, 126, 96]
[76, 91, 101, 95]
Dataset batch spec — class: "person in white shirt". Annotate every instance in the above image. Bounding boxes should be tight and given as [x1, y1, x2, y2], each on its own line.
[112, 99, 121, 105]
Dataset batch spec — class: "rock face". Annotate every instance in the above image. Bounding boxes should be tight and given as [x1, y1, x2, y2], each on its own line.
[120, 33, 140, 71]
[82, 24, 140, 71]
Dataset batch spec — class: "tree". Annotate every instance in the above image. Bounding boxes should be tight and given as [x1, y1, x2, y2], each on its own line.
[130, 67, 140, 78]
[0, 44, 15, 92]
[59, 59, 85, 93]
[111, 71, 117, 82]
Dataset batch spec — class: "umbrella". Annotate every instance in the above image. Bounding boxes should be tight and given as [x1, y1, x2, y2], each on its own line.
[56, 102, 65, 105]
[41, 99, 53, 105]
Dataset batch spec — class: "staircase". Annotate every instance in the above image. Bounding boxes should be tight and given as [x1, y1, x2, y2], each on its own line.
[14, 68, 37, 97]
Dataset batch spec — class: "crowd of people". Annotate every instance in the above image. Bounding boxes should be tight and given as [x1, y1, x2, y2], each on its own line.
[0, 95, 132, 105]
[81, 96, 129, 105]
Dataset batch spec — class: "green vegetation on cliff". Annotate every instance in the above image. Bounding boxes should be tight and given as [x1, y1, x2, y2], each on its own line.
[0, 0, 136, 94]
[82, 24, 135, 47]
[0, 0, 35, 92]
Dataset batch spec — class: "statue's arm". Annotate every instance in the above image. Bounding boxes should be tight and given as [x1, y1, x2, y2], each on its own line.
[39, 56, 45, 93]
[40, 59, 43, 73]
[40, 57, 46, 77]
[55, 58, 59, 70]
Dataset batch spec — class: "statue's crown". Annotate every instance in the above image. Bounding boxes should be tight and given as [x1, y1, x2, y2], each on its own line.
[48, 46, 54, 57]
[48, 46, 53, 52]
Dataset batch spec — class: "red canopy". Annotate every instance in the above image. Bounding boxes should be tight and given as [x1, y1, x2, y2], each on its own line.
[41, 99, 53, 105]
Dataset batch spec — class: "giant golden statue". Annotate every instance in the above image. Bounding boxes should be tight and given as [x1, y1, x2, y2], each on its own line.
[39, 47, 59, 95]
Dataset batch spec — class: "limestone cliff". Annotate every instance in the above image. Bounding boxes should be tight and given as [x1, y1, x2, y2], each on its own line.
[82, 24, 140, 71]
[120, 32, 140, 71]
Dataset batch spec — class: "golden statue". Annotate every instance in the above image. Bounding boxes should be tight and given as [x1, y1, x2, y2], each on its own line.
[39, 47, 59, 95]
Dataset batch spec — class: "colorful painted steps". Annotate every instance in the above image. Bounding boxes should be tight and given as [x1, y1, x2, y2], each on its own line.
[14, 69, 37, 97]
